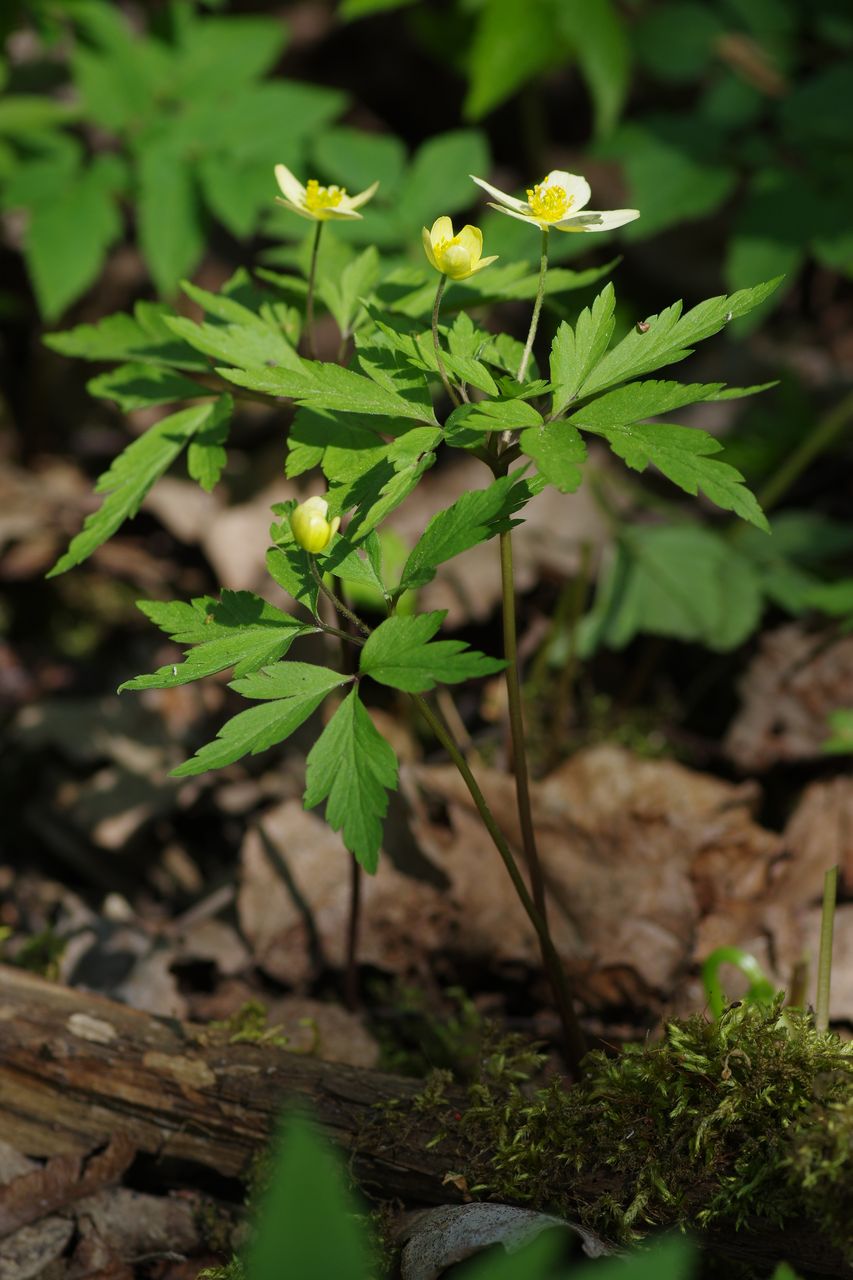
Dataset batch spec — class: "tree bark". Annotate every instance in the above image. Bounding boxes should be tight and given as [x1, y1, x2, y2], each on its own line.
[0, 966, 848, 1278]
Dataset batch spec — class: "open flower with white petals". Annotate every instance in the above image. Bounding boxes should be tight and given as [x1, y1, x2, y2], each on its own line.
[471, 170, 639, 234]
[274, 164, 379, 222]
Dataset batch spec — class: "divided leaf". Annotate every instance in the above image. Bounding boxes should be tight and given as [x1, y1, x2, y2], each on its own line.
[360, 611, 505, 692]
[519, 421, 587, 493]
[119, 589, 316, 690]
[172, 664, 348, 778]
[303, 689, 398, 873]
[399, 476, 528, 592]
[221, 359, 436, 423]
[48, 396, 233, 576]
[550, 282, 615, 414]
[580, 419, 769, 530]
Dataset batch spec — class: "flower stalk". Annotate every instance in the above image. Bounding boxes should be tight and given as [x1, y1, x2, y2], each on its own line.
[431, 275, 460, 408]
[305, 221, 323, 360]
[518, 228, 549, 382]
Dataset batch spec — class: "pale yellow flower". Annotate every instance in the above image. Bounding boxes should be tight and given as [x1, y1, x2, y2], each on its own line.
[422, 217, 498, 281]
[290, 496, 340, 554]
[274, 164, 379, 222]
[471, 169, 639, 234]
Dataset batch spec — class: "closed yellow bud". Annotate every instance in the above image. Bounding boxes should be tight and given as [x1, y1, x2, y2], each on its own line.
[290, 496, 340, 554]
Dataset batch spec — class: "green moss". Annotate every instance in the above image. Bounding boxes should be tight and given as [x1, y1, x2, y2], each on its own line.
[449, 1001, 852, 1256]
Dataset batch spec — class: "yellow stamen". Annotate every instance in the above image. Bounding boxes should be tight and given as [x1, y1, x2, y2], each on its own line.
[304, 179, 346, 213]
[526, 182, 573, 222]
[435, 236, 473, 277]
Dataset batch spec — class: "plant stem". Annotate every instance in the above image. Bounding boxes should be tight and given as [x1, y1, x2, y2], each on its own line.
[758, 387, 853, 513]
[517, 228, 549, 382]
[815, 865, 838, 1033]
[432, 275, 460, 408]
[345, 854, 362, 1011]
[412, 693, 587, 1075]
[499, 529, 548, 924]
[309, 557, 371, 637]
[304, 221, 323, 359]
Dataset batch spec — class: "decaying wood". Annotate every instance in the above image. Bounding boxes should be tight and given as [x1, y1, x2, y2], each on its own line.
[0, 966, 849, 1278]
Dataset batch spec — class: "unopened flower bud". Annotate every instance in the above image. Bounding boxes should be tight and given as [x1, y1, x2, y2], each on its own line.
[290, 496, 340, 554]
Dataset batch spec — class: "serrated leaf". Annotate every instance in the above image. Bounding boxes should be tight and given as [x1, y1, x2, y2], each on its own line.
[361, 611, 505, 692]
[187, 394, 232, 491]
[48, 397, 233, 577]
[303, 689, 398, 872]
[44, 301, 209, 370]
[319, 245, 380, 336]
[580, 418, 769, 529]
[570, 379, 726, 427]
[324, 530, 386, 598]
[550, 283, 615, 414]
[519, 421, 587, 492]
[137, 142, 205, 297]
[580, 279, 783, 397]
[344, 449, 436, 542]
[221, 359, 435, 423]
[399, 476, 527, 592]
[87, 363, 206, 411]
[396, 129, 490, 228]
[166, 315, 304, 372]
[444, 397, 543, 446]
[119, 589, 316, 690]
[172, 663, 348, 778]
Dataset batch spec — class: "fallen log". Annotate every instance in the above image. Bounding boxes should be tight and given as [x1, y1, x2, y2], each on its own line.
[0, 966, 849, 1278]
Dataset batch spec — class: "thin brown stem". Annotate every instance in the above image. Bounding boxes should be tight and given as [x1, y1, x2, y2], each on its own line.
[345, 856, 362, 1011]
[499, 529, 548, 923]
[431, 275, 461, 408]
[412, 693, 586, 1075]
[309, 558, 371, 637]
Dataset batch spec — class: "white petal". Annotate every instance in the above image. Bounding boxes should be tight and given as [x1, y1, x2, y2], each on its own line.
[324, 207, 364, 220]
[345, 180, 379, 210]
[471, 175, 528, 212]
[486, 202, 545, 228]
[275, 197, 316, 221]
[274, 163, 306, 206]
[555, 207, 640, 232]
[541, 170, 591, 212]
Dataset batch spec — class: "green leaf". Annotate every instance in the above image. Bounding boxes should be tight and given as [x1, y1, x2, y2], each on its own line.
[173, 15, 286, 97]
[187, 394, 231, 491]
[313, 126, 406, 196]
[445, 397, 543, 445]
[25, 158, 123, 319]
[247, 1113, 371, 1280]
[344, 448, 436, 542]
[137, 142, 204, 296]
[557, 0, 630, 136]
[48, 397, 233, 577]
[399, 476, 528, 592]
[221, 360, 435, 423]
[824, 710, 853, 756]
[570, 379, 726, 427]
[319, 246, 380, 336]
[550, 283, 615, 414]
[119, 589, 316, 691]
[579, 279, 783, 397]
[303, 689, 398, 873]
[396, 130, 490, 228]
[166, 315, 304, 372]
[464, 0, 559, 120]
[45, 301, 209, 370]
[324, 530, 387, 599]
[520, 421, 588, 492]
[172, 663, 348, 778]
[361, 611, 505, 692]
[87, 363, 206, 411]
[572, 1235, 695, 1280]
[578, 525, 763, 655]
[580, 418, 769, 529]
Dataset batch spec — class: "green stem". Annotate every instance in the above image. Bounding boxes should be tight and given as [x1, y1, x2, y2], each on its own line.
[304, 220, 323, 360]
[815, 865, 838, 1033]
[517, 228, 549, 382]
[412, 693, 586, 1075]
[309, 557, 371, 638]
[758, 387, 853, 513]
[499, 529, 548, 924]
[432, 275, 460, 407]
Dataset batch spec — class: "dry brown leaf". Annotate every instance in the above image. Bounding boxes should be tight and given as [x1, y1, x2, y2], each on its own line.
[725, 623, 853, 770]
[0, 1135, 135, 1238]
[782, 777, 853, 902]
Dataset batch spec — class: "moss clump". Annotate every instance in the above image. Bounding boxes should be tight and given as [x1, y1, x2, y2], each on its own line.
[456, 1001, 852, 1255]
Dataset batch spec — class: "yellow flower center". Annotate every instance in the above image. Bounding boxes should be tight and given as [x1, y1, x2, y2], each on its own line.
[304, 179, 346, 213]
[526, 183, 573, 222]
[435, 236, 474, 278]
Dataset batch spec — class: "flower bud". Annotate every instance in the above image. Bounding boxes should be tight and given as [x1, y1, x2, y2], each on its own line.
[290, 496, 340, 554]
